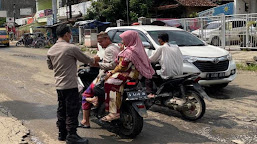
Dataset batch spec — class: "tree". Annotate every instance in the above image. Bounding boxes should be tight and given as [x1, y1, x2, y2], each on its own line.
[129, 0, 153, 22]
[0, 18, 6, 27]
[85, 0, 153, 24]
[189, 12, 198, 18]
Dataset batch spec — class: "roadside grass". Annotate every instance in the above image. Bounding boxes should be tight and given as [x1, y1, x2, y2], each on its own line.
[80, 47, 97, 54]
[236, 63, 257, 71]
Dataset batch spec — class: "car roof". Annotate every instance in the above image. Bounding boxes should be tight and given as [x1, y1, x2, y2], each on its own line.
[107, 25, 184, 31]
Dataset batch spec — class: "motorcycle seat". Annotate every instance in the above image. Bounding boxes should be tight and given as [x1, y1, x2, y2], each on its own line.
[172, 73, 199, 80]
[161, 73, 200, 85]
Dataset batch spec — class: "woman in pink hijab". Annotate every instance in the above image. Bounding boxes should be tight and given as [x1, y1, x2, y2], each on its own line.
[101, 30, 155, 121]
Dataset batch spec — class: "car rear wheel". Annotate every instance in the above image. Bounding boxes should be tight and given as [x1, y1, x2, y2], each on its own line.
[211, 37, 221, 46]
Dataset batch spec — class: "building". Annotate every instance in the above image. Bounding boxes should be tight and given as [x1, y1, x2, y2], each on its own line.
[155, 0, 217, 18]
[234, 0, 257, 14]
[210, 0, 234, 5]
[57, 0, 89, 8]
[0, 0, 36, 18]
[198, 0, 257, 16]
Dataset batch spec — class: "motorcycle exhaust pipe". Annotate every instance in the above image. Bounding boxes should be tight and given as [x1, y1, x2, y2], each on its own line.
[164, 97, 186, 111]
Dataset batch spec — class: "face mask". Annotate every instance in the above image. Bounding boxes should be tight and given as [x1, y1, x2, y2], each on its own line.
[69, 35, 73, 43]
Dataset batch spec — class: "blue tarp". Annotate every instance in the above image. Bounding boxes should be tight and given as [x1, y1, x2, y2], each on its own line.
[74, 20, 110, 29]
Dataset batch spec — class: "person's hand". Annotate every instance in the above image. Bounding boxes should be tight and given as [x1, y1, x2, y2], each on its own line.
[118, 43, 125, 51]
[91, 61, 99, 67]
[94, 55, 100, 63]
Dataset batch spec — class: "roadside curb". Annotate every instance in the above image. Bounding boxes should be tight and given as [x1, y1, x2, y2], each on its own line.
[0, 105, 30, 144]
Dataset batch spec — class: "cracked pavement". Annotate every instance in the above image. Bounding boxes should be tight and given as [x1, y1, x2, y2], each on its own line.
[0, 43, 256, 144]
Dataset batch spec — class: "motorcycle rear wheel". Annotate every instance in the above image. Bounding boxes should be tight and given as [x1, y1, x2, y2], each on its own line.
[180, 90, 206, 121]
[119, 104, 143, 138]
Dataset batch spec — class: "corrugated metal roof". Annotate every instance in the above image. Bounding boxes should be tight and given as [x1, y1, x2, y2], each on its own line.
[176, 0, 217, 7]
[157, 4, 180, 10]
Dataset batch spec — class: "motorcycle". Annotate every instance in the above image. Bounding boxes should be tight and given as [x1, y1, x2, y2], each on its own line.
[146, 64, 211, 121]
[16, 33, 33, 47]
[77, 65, 148, 138]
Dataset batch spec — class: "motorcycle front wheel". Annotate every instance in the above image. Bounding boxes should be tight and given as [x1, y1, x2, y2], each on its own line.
[119, 103, 143, 138]
[180, 90, 206, 121]
[16, 42, 22, 46]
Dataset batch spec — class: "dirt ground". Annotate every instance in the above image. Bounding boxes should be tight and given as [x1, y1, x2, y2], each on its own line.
[0, 45, 256, 144]
[230, 51, 257, 63]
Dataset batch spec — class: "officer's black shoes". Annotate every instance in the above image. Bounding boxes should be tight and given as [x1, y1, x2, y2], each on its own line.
[66, 133, 88, 144]
[58, 132, 67, 141]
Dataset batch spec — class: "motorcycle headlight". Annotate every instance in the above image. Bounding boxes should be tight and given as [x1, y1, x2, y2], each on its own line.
[226, 53, 232, 61]
[183, 56, 198, 63]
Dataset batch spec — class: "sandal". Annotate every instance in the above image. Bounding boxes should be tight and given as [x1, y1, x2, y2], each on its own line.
[101, 113, 120, 122]
[86, 97, 98, 106]
[78, 123, 91, 128]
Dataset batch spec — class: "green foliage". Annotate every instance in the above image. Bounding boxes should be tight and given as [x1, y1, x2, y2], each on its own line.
[85, 0, 153, 23]
[236, 63, 257, 71]
[189, 12, 198, 18]
[0, 18, 6, 26]
[129, 0, 153, 22]
[38, 0, 52, 10]
[247, 21, 256, 28]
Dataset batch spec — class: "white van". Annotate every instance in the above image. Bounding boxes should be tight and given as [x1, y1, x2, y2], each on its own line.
[97, 25, 237, 88]
[192, 19, 246, 46]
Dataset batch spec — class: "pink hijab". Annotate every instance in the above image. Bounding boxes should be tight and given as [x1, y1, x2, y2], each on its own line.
[118, 30, 155, 79]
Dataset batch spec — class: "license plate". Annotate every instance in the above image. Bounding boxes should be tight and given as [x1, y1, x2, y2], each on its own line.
[126, 91, 147, 100]
[206, 72, 225, 79]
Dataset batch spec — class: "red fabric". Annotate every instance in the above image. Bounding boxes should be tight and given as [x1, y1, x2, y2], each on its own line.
[27, 18, 34, 24]
[82, 83, 95, 110]
[118, 30, 155, 79]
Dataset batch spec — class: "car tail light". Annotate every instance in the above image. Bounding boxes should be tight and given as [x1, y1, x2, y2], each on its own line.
[126, 82, 137, 85]
[194, 77, 201, 82]
[136, 104, 145, 109]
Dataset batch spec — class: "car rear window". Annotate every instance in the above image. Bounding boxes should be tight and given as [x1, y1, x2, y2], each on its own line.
[148, 30, 205, 46]
[112, 31, 123, 43]
[112, 30, 149, 43]
[204, 23, 221, 29]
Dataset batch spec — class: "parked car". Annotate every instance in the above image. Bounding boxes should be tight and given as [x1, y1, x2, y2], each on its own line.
[97, 25, 236, 88]
[0, 27, 9, 47]
[192, 19, 246, 46]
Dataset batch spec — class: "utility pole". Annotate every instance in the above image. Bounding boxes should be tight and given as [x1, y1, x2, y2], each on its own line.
[69, 0, 72, 19]
[52, 0, 57, 24]
[35, 0, 39, 12]
[13, 3, 16, 39]
[126, 0, 129, 25]
[13, 3, 16, 25]
[65, 0, 73, 20]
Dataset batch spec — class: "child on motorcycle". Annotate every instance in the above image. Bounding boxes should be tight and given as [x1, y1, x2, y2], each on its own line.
[102, 30, 155, 121]
[80, 32, 120, 128]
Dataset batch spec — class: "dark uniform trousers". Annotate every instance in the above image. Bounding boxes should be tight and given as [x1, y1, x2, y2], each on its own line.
[56, 88, 80, 134]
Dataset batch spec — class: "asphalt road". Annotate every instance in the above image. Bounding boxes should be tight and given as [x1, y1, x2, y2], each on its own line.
[0, 45, 256, 144]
